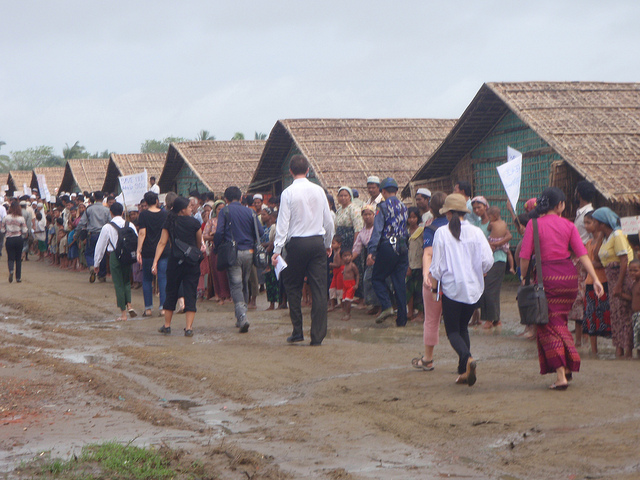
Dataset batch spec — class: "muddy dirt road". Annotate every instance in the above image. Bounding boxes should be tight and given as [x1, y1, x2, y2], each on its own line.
[1, 260, 639, 479]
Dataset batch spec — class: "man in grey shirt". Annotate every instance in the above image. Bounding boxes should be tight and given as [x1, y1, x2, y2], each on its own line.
[78, 191, 111, 283]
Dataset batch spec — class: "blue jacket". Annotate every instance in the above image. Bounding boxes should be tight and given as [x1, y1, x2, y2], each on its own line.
[213, 201, 263, 251]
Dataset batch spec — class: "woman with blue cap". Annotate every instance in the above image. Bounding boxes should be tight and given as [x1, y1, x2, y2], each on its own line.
[591, 207, 635, 358]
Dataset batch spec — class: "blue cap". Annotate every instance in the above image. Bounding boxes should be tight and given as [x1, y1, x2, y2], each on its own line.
[380, 177, 398, 190]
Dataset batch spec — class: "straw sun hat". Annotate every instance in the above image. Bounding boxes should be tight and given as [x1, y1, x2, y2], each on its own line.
[439, 193, 470, 215]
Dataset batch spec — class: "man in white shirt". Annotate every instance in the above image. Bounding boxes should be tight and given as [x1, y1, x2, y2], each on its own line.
[0, 199, 6, 256]
[569, 180, 596, 345]
[94, 202, 138, 322]
[149, 177, 160, 194]
[272, 155, 335, 346]
[365, 176, 383, 207]
[415, 188, 433, 226]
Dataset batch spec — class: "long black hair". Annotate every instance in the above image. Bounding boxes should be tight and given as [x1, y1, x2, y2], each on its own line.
[165, 196, 190, 234]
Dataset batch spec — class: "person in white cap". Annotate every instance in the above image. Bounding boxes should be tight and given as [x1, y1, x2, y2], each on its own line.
[415, 188, 433, 227]
[252, 193, 263, 213]
[365, 176, 383, 207]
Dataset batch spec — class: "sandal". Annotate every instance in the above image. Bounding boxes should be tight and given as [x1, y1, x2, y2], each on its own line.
[184, 329, 193, 337]
[549, 383, 569, 391]
[142, 310, 153, 317]
[128, 308, 137, 318]
[411, 355, 434, 371]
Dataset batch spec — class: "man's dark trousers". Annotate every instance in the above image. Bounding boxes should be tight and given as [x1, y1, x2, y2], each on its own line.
[282, 236, 328, 345]
[372, 241, 409, 326]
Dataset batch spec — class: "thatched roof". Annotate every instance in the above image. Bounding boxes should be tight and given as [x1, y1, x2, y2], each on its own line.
[7, 170, 33, 195]
[31, 167, 65, 195]
[249, 118, 456, 195]
[158, 141, 266, 194]
[102, 153, 166, 193]
[59, 158, 109, 193]
[405, 82, 640, 203]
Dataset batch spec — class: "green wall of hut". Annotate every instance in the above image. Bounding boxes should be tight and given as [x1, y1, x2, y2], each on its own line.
[175, 164, 207, 197]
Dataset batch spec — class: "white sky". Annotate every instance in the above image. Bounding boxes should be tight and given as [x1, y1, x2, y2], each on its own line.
[1, 0, 639, 156]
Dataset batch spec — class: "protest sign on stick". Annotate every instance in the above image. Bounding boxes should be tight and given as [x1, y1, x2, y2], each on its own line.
[118, 170, 148, 209]
[497, 146, 523, 212]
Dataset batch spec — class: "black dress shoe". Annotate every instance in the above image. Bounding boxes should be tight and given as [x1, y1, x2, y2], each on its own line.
[310, 342, 322, 346]
[286, 334, 304, 343]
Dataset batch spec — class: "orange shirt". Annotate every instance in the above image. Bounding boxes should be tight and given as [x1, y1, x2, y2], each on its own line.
[585, 238, 607, 284]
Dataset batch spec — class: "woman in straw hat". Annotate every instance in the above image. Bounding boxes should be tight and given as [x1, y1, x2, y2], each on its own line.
[428, 193, 494, 386]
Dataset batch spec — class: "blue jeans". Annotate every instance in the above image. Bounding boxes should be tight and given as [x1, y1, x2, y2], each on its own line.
[87, 232, 108, 277]
[142, 256, 168, 311]
[372, 241, 409, 326]
[227, 249, 254, 322]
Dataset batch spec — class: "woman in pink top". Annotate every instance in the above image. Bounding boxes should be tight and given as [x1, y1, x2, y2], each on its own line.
[520, 188, 603, 390]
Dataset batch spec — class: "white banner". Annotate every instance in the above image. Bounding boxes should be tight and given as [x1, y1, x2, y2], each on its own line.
[23, 183, 30, 196]
[36, 174, 52, 203]
[497, 146, 523, 211]
[118, 170, 148, 208]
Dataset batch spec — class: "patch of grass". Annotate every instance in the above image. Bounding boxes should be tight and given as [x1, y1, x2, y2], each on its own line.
[22, 441, 175, 480]
[79, 441, 174, 480]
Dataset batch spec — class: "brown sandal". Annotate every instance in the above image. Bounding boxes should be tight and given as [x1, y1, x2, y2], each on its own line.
[411, 356, 434, 371]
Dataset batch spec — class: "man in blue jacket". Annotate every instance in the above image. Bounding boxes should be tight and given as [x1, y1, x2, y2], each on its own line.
[214, 186, 263, 333]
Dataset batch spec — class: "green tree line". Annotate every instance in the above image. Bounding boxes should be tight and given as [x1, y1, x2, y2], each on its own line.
[0, 130, 268, 173]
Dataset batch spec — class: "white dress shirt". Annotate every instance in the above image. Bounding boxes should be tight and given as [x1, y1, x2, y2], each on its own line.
[273, 177, 335, 254]
[0, 204, 6, 222]
[149, 184, 160, 194]
[94, 216, 138, 266]
[430, 220, 494, 304]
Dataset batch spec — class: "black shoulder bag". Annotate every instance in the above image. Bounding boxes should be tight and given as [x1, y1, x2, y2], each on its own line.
[517, 218, 549, 325]
[216, 206, 238, 271]
[252, 214, 270, 269]
[170, 220, 204, 267]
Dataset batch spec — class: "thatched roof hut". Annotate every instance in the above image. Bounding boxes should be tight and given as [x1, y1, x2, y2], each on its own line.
[31, 167, 65, 197]
[158, 141, 266, 197]
[59, 158, 109, 194]
[7, 170, 33, 197]
[102, 153, 166, 194]
[404, 82, 640, 216]
[249, 118, 456, 196]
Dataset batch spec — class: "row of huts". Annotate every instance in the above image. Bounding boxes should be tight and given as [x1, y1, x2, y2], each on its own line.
[5, 82, 640, 218]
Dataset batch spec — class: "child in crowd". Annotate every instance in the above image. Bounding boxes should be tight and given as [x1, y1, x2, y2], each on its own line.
[406, 207, 424, 321]
[625, 259, 640, 358]
[56, 217, 68, 268]
[340, 249, 359, 321]
[352, 205, 378, 314]
[581, 212, 611, 354]
[487, 206, 516, 274]
[47, 214, 56, 263]
[67, 227, 79, 270]
[328, 235, 343, 311]
[34, 212, 47, 261]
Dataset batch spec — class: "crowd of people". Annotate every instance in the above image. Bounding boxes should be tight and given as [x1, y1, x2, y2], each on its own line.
[2, 157, 640, 390]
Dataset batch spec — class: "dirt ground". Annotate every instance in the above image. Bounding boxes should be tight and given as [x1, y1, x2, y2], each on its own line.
[1, 259, 639, 479]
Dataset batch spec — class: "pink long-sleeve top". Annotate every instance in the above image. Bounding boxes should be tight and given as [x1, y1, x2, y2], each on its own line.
[519, 214, 587, 261]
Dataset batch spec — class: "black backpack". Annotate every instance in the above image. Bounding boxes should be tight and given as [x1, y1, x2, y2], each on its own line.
[109, 221, 138, 265]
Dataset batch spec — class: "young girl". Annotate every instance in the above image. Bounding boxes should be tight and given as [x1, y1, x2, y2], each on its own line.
[328, 235, 344, 311]
[406, 207, 424, 321]
[487, 206, 516, 275]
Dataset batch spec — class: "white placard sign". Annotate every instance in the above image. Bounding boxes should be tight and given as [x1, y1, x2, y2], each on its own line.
[23, 183, 30, 196]
[1, 185, 8, 192]
[621, 216, 640, 236]
[118, 170, 148, 208]
[36, 174, 52, 202]
[497, 146, 523, 211]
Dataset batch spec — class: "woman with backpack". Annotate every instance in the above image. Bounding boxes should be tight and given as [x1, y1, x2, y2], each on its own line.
[93, 202, 139, 322]
[153, 196, 204, 337]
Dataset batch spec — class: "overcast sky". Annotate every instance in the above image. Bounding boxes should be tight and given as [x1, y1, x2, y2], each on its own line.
[2, 0, 639, 156]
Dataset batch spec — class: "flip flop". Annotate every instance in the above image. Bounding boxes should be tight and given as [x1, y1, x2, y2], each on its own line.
[411, 356, 434, 371]
[466, 360, 477, 387]
[549, 383, 569, 391]
[128, 308, 137, 318]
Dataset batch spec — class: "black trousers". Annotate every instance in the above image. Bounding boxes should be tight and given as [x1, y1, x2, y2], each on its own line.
[282, 236, 328, 345]
[442, 295, 477, 374]
[164, 257, 200, 313]
[5, 236, 23, 280]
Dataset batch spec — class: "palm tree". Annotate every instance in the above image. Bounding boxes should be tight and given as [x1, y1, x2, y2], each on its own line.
[63, 141, 87, 159]
[195, 130, 215, 141]
[254, 132, 267, 140]
[231, 132, 245, 140]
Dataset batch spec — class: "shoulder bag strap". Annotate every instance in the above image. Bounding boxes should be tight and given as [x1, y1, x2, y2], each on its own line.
[252, 213, 262, 244]
[533, 218, 544, 290]
[223, 206, 235, 243]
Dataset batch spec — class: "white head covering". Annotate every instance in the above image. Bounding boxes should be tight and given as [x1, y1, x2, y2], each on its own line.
[367, 176, 380, 185]
[416, 188, 432, 198]
[253, 193, 263, 200]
